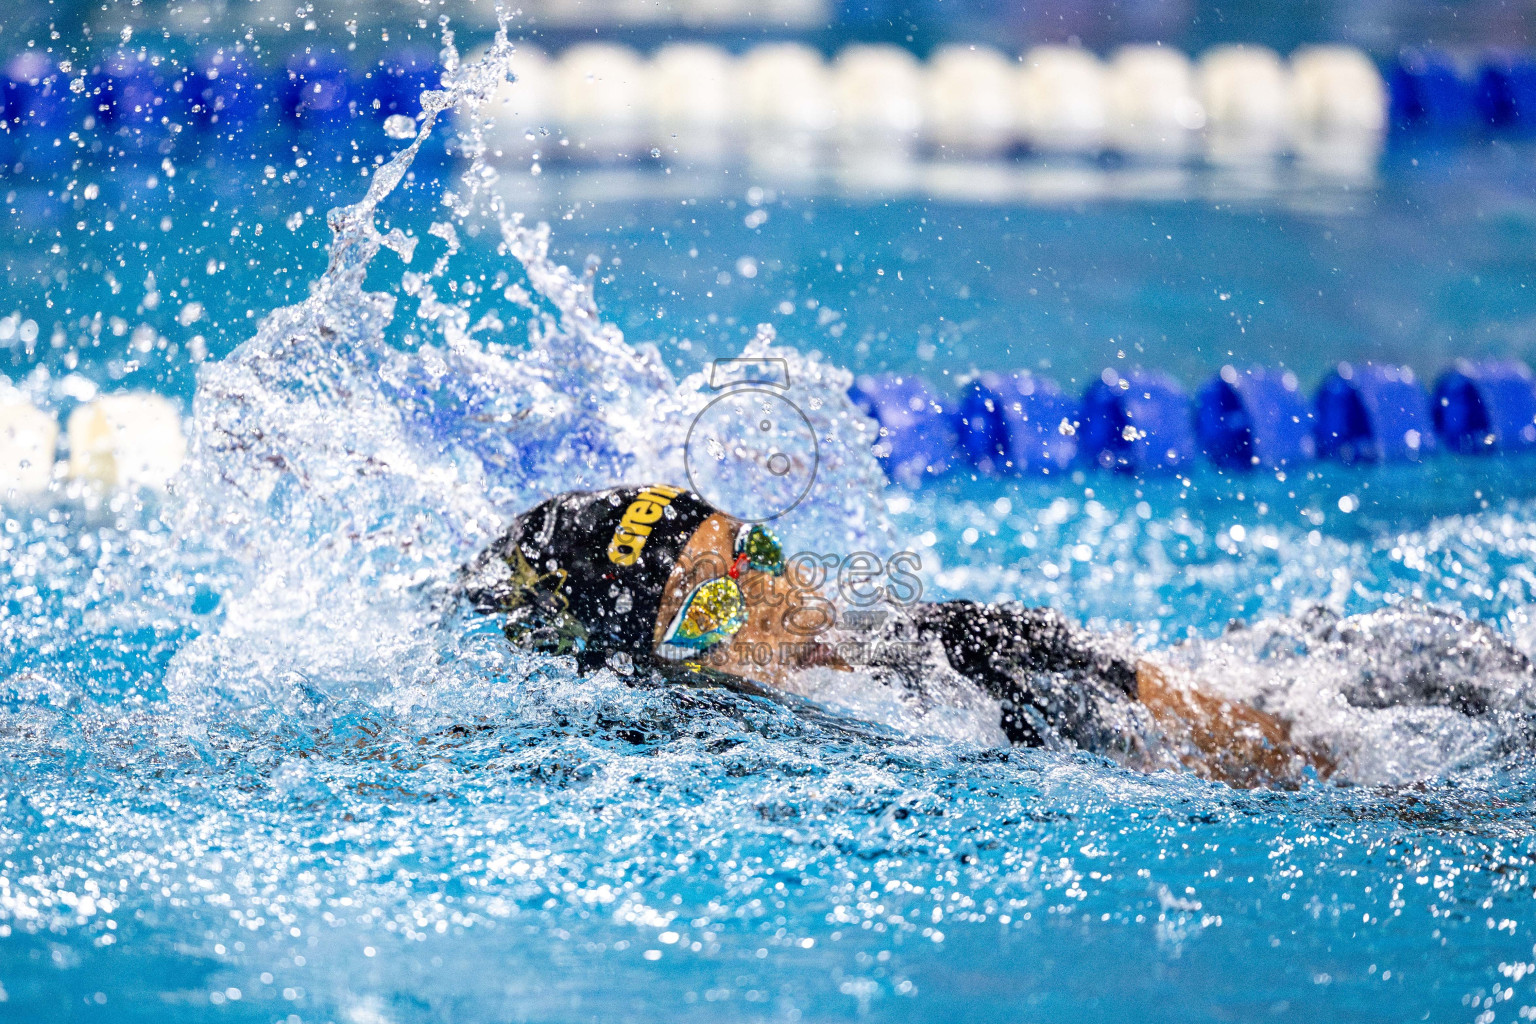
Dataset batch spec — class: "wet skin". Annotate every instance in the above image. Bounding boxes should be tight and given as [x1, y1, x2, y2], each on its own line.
[651, 514, 845, 688]
[652, 513, 1333, 788]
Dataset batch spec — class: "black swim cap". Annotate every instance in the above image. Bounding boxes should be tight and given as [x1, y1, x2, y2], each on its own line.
[462, 484, 723, 663]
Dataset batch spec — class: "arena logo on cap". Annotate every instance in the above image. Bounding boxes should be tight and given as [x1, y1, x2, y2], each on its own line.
[606, 484, 687, 566]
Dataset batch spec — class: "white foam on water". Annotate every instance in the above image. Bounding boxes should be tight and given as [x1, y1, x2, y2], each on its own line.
[927, 487, 1536, 782]
[160, 22, 899, 739]
[6, 27, 1536, 1024]
[2, 16, 1517, 786]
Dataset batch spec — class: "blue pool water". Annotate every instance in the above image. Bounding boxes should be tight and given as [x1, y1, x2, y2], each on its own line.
[6, 39, 1536, 1024]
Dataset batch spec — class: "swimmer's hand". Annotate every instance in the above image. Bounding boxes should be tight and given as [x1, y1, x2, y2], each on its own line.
[1135, 662, 1336, 790]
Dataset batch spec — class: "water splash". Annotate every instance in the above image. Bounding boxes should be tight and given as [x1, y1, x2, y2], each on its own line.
[7, 23, 1536, 1023]
[1168, 603, 1536, 786]
[160, 24, 894, 734]
[6, 17, 1536, 784]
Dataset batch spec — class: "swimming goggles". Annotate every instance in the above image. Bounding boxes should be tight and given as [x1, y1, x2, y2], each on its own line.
[731, 522, 786, 579]
[655, 524, 785, 657]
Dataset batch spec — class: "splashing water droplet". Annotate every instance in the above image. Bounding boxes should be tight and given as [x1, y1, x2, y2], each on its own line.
[383, 114, 418, 140]
[160, 27, 895, 727]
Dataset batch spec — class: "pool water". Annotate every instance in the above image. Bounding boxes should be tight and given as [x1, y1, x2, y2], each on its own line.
[5, 40, 1536, 1024]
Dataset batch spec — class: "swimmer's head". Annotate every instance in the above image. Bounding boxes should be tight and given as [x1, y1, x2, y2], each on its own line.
[463, 484, 766, 667]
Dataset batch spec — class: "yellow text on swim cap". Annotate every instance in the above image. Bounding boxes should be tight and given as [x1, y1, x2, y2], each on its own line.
[607, 485, 685, 566]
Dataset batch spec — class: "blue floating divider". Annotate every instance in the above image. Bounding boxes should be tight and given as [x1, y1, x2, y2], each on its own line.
[957, 372, 1077, 475]
[1476, 52, 1536, 129]
[361, 49, 445, 160]
[1432, 359, 1536, 453]
[5, 53, 72, 163]
[1195, 365, 1314, 470]
[90, 51, 174, 134]
[187, 49, 267, 129]
[1389, 49, 1475, 130]
[282, 53, 353, 125]
[851, 357, 1536, 487]
[363, 49, 441, 119]
[848, 374, 958, 485]
[1314, 362, 1434, 462]
[1079, 369, 1196, 474]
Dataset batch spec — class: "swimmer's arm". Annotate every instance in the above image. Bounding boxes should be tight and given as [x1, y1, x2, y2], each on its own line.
[788, 641, 852, 671]
[1134, 661, 1335, 789]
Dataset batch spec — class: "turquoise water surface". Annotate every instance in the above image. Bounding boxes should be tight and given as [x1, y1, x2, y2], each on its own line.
[4, 42, 1536, 1024]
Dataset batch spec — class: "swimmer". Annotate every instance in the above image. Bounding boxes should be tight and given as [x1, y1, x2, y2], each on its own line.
[459, 485, 1528, 789]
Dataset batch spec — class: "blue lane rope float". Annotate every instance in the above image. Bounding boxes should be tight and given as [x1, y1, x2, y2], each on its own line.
[1432, 360, 1536, 454]
[363, 48, 442, 120]
[1388, 49, 1477, 130]
[1195, 365, 1314, 470]
[0, 50, 454, 164]
[89, 51, 168, 134]
[1314, 362, 1434, 463]
[281, 52, 354, 127]
[1079, 369, 1198, 474]
[3, 53, 72, 166]
[957, 372, 1077, 476]
[3, 43, 1536, 162]
[1475, 51, 1536, 130]
[11, 358, 1536, 494]
[362, 50, 449, 160]
[187, 48, 268, 130]
[847, 374, 958, 486]
[852, 359, 1536, 484]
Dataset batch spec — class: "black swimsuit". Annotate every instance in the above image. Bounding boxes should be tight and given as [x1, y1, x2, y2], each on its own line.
[830, 600, 1144, 752]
